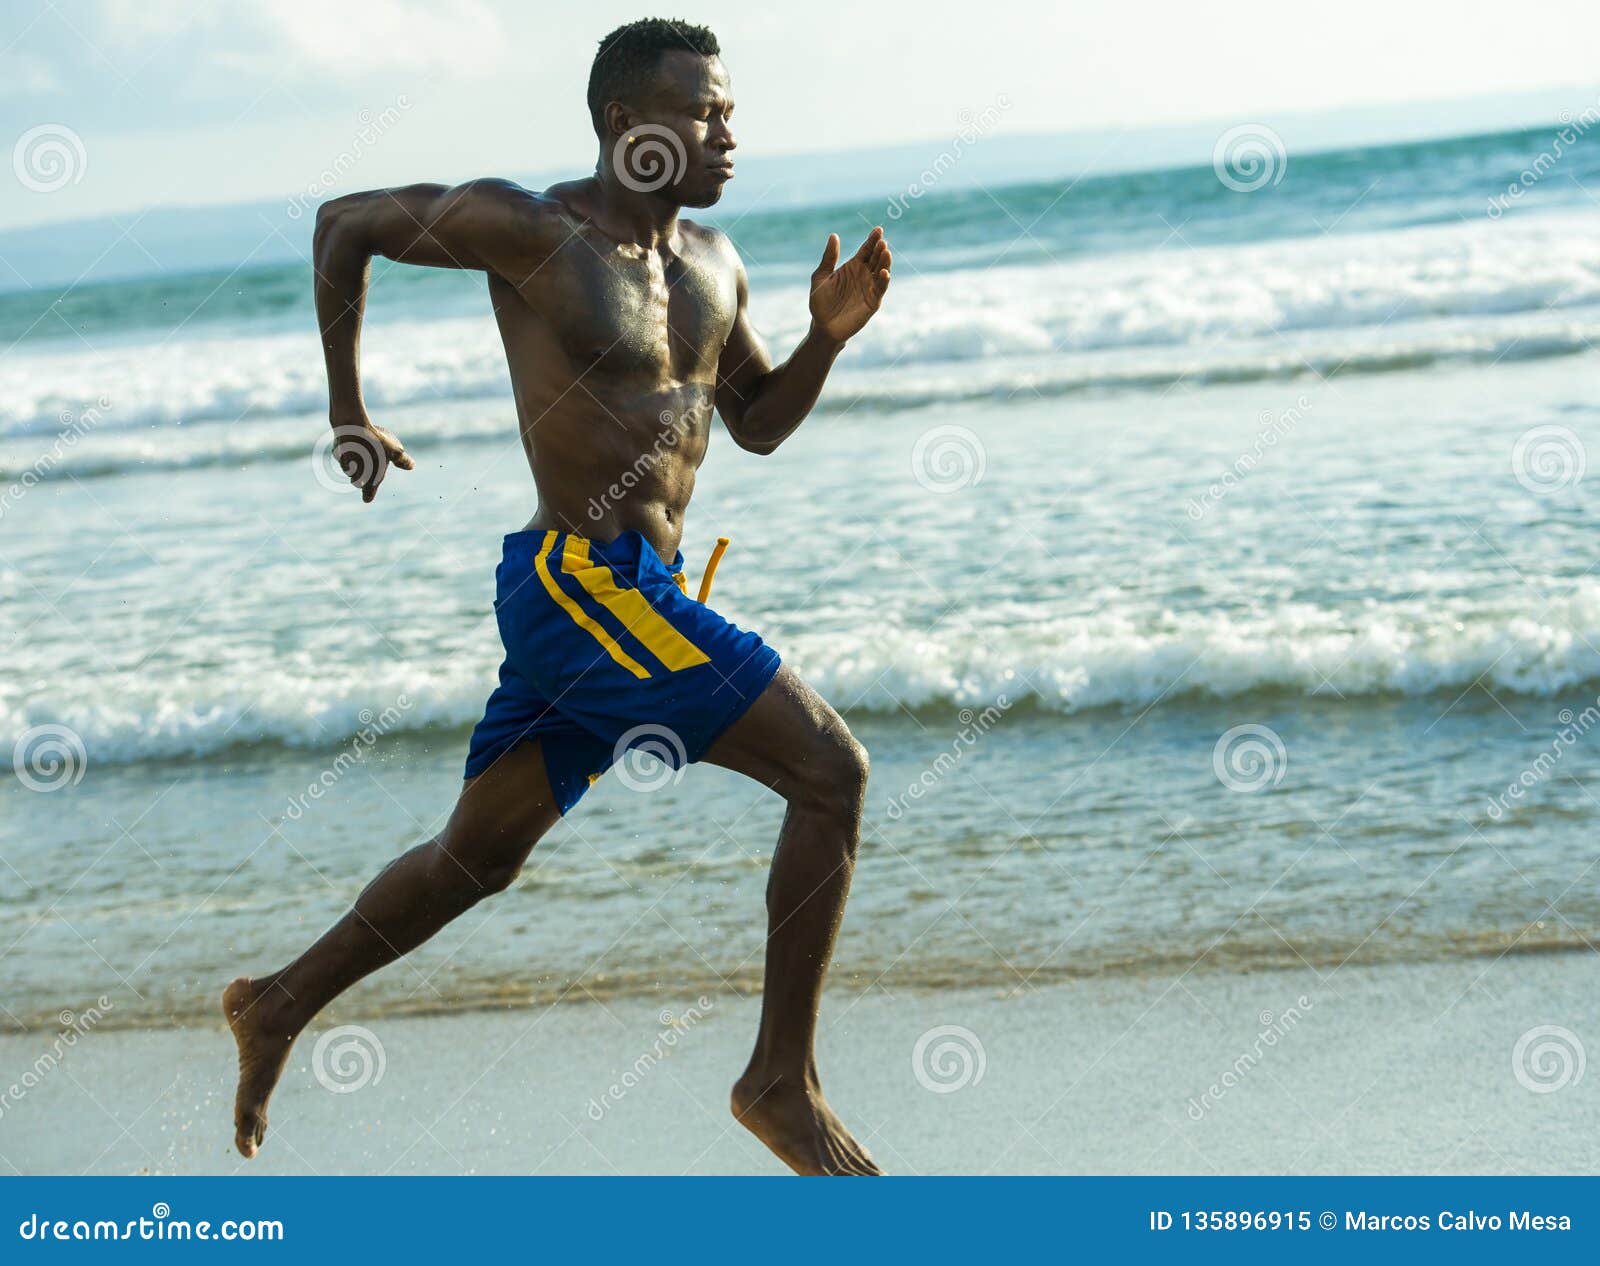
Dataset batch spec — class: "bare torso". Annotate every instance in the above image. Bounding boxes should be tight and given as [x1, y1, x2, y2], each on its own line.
[491, 181, 738, 560]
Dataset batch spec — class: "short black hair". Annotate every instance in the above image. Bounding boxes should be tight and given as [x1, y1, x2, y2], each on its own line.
[587, 18, 720, 134]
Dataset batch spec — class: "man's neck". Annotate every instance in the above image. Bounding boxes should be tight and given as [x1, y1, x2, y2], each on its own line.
[588, 165, 681, 249]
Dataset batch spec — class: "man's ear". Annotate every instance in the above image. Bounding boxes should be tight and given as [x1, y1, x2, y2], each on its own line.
[602, 101, 635, 141]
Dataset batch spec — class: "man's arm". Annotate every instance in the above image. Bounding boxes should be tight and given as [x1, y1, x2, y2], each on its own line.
[716, 227, 892, 455]
[312, 180, 555, 501]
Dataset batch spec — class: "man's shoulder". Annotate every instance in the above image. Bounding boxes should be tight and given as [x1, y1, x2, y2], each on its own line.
[678, 218, 743, 271]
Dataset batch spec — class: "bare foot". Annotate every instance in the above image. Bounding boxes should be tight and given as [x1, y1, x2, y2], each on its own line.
[731, 1070, 882, 1175]
[222, 976, 299, 1159]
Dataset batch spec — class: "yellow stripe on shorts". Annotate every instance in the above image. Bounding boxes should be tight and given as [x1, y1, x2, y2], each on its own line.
[533, 531, 651, 679]
[561, 537, 711, 672]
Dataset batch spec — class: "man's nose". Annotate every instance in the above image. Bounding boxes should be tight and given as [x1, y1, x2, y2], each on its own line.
[710, 122, 737, 153]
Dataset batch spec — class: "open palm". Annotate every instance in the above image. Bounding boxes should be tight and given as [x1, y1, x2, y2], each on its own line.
[809, 226, 892, 343]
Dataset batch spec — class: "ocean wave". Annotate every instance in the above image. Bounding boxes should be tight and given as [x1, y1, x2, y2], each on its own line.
[6, 210, 1600, 442]
[10, 592, 1600, 767]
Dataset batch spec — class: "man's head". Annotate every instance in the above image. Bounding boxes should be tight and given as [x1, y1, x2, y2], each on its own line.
[588, 18, 736, 208]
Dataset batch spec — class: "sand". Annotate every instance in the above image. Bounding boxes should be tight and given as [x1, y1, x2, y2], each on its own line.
[0, 953, 1595, 1176]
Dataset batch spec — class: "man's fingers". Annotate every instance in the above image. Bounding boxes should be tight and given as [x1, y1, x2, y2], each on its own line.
[855, 226, 883, 261]
[391, 446, 415, 471]
[815, 233, 840, 276]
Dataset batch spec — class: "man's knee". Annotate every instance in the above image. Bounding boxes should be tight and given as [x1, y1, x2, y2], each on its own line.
[790, 730, 870, 815]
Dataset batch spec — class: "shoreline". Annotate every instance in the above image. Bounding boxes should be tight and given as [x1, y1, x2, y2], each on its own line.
[2, 952, 1594, 1175]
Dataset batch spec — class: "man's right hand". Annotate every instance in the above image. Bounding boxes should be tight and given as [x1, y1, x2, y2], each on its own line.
[330, 414, 414, 503]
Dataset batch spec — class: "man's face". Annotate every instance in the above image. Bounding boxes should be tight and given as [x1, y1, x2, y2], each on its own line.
[612, 51, 736, 208]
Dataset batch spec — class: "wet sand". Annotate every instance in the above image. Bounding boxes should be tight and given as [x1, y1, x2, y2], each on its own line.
[2, 951, 1594, 1176]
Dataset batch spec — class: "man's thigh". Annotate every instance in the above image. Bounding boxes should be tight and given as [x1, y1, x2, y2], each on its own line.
[700, 665, 860, 794]
[448, 739, 562, 865]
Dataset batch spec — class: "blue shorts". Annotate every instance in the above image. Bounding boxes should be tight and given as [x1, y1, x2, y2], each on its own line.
[464, 529, 781, 813]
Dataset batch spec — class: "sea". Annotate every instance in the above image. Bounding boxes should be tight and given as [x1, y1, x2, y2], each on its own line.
[4, 122, 1600, 1031]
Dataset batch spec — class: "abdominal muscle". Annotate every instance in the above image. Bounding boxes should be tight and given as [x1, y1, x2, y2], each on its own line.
[514, 383, 713, 563]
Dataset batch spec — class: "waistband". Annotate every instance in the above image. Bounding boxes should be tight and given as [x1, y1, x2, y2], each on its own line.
[502, 528, 684, 574]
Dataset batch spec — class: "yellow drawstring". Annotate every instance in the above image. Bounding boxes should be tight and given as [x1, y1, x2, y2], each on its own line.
[696, 536, 731, 603]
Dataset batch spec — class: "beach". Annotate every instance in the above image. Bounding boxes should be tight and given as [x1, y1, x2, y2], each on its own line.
[1, 954, 1594, 1175]
[6, 121, 1600, 1177]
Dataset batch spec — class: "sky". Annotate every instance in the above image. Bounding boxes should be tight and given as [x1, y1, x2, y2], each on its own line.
[4, 0, 1600, 233]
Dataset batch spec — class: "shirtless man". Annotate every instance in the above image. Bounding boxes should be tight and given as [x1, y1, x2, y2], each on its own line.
[223, 18, 891, 1176]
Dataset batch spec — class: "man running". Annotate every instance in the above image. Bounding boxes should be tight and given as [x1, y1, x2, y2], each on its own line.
[224, 17, 891, 1177]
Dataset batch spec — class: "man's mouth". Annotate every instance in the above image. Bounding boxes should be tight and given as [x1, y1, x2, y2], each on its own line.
[708, 162, 735, 179]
